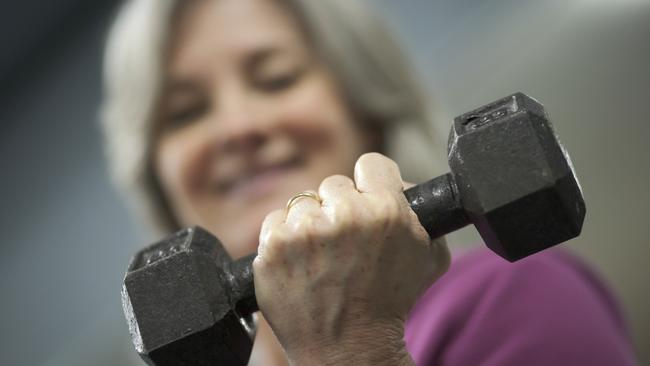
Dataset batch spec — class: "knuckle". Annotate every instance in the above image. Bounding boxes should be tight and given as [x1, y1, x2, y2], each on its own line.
[292, 213, 319, 235]
[376, 189, 401, 213]
[316, 222, 338, 241]
[357, 152, 384, 165]
[320, 174, 354, 193]
[287, 213, 330, 246]
[261, 209, 284, 228]
[252, 254, 269, 273]
[329, 199, 356, 227]
[260, 226, 290, 258]
[356, 152, 396, 170]
[370, 194, 405, 229]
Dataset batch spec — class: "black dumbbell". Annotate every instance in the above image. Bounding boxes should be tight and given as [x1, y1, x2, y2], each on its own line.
[122, 93, 586, 365]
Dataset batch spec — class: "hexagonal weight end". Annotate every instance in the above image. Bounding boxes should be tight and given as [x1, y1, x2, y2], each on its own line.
[448, 93, 586, 260]
[474, 174, 585, 261]
[142, 311, 252, 366]
[122, 227, 253, 364]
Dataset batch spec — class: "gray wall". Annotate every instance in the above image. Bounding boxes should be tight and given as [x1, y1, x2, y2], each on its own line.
[0, 1, 648, 365]
[0, 4, 139, 365]
[377, 1, 650, 363]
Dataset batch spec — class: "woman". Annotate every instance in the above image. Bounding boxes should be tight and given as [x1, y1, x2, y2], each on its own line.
[102, 0, 636, 364]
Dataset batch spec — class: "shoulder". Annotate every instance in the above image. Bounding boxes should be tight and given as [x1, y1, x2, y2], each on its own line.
[405, 247, 637, 366]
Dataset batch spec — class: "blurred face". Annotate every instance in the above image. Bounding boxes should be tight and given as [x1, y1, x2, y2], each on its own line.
[154, 0, 377, 258]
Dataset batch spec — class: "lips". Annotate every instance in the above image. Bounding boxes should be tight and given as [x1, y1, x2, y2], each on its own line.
[213, 155, 303, 200]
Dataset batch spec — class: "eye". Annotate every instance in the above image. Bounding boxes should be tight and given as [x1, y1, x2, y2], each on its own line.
[256, 69, 303, 92]
[165, 100, 209, 130]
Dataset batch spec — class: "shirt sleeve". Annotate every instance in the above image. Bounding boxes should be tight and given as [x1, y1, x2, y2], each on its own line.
[404, 248, 638, 366]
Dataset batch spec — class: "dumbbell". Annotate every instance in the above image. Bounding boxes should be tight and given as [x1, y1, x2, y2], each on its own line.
[122, 92, 586, 365]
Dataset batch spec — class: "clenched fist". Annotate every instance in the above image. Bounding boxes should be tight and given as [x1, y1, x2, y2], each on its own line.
[253, 153, 450, 365]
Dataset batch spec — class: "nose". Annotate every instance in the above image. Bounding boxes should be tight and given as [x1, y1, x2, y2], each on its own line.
[211, 87, 268, 155]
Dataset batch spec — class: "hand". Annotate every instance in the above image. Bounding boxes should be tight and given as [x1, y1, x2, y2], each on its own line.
[253, 153, 450, 365]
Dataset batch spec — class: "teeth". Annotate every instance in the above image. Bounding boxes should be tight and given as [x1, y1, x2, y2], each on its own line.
[213, 156, 302, 194]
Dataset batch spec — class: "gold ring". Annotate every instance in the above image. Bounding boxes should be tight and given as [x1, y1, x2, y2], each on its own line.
[286, 191, 321, 211]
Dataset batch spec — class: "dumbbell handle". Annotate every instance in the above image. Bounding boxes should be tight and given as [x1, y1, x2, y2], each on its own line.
[404, 173, 469, 238]
[228, 172, 469, 317]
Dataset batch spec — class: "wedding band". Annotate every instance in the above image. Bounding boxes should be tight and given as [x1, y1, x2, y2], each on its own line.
[286, 191, 321, 211]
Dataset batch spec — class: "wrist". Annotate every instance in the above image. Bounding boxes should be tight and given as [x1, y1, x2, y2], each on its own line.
[287, 319, 413, 366]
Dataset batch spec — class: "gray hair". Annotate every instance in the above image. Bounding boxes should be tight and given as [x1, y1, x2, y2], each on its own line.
[101, 0, 445, 236]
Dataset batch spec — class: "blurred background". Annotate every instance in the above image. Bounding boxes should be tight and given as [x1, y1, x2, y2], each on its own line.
[0, 0, 648, 364]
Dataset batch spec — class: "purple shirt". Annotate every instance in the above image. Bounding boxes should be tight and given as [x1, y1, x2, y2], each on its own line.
[404, 247, 637, 365]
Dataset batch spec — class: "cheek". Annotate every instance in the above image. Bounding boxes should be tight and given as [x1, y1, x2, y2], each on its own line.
[293, 78, 373, 163]
[155, 130, 210, 218]
[278, 76, 361, 151]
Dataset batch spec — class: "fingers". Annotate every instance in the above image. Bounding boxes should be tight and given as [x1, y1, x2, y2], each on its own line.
[318, 174, 358, 214]
[354, 153, 403, 194]
[285, 191, 322, 229]
[259, 190, 326, 262]
[403, 181, 416, 190]
[260, 153, 407, 262]
[318, 175, 356, 202]
[258, 209, 285, 260]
